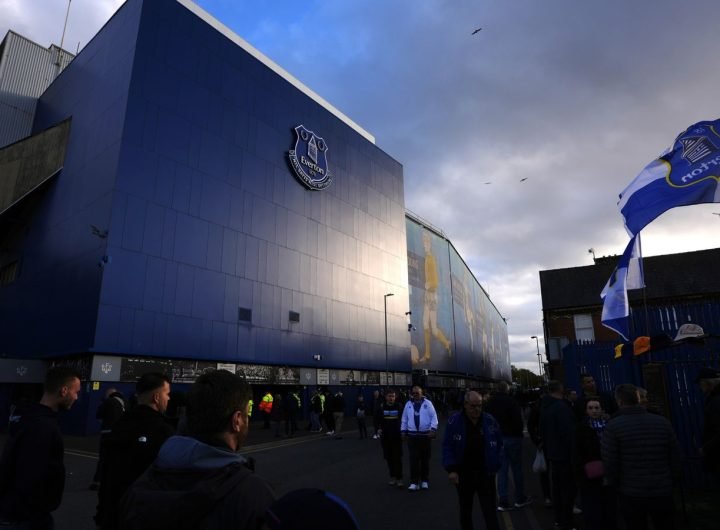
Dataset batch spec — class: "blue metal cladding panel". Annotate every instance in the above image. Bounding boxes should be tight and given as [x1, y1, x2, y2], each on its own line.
[0, 0, 144, 358]
[82, 0, 411, 370]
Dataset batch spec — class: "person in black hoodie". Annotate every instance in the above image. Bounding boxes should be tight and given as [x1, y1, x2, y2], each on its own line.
[484, 381, 531, 510]
[95, 373, 174, 530]
[119, 369, 275, 530]
[539, 380, 577, 530]
[90, 387, 126, 490]
[0, 366, 81, 530]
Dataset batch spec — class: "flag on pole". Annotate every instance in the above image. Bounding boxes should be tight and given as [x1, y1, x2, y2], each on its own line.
[601, 234, 645, 340]
[618, 118, 720, 235]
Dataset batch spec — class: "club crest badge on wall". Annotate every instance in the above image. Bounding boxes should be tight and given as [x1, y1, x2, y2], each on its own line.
[288, 125, 333, 190]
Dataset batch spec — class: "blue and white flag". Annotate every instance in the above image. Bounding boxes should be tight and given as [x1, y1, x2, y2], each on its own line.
[618, 119, 720, 235]
[601, 234, 645, 341]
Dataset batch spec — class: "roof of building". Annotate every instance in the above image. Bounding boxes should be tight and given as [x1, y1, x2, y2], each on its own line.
[539, 246, 720, 311]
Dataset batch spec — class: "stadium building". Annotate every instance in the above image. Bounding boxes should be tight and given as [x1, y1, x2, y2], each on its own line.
[0, 0, 509, 433]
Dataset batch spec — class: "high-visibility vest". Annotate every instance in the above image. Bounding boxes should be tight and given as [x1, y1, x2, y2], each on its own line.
[247, 399, 254, 417]
[259, 393, 273, 413]
[319, 393, 326, 413]
[291, 393, 301, 409]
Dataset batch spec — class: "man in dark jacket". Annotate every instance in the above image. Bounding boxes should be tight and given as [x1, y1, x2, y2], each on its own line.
[376, 388, 404, 487]
[484, 381, 531, 510]
[697, 367, 720, 480]
[442, 391, 502, 530]
[601, 384, 682, 530]
[119, 369, 275, 530]
[539, 380, 576, 530]
[96, 373, 174, 530]
[575, 373, 617, 419]
[0, 366, 81, 530]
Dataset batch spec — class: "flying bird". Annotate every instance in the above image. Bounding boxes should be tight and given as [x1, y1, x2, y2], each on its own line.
[483, 181, 492, 185]
[471, 28, 482, 35]
[520, 177, 528, 182]
[90, 225, 108, 239]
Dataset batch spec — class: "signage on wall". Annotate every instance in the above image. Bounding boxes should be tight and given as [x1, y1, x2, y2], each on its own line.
[288, 125, 332, 190]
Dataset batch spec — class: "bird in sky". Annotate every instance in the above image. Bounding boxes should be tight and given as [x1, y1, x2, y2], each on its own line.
[471, 28, 482, 35]
[90, 224, 108, 239]
[483, 181, 491, 185]
[520, 177, 528, 182]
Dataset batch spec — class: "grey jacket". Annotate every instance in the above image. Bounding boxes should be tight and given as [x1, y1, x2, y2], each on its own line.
[601, 406, 682, 497]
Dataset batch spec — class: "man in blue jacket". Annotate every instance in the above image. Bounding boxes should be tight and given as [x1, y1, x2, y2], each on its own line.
[442, 391, 502, 530]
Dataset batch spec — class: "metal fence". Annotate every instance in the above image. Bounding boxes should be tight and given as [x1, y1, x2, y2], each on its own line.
[562, 336, 720, 488]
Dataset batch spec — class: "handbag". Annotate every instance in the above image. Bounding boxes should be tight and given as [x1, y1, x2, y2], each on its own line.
[532, 448, 547, 473]
[584, 460, 604, 479]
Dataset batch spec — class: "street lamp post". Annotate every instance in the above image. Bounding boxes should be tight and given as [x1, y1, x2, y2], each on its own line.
[531, 335, 543, 380]
[384, 293, 394, 386]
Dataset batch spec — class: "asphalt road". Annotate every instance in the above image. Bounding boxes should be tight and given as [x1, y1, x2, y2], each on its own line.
[54, 422, 558, 530]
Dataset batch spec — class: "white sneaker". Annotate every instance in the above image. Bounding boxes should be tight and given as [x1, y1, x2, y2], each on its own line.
[420, 481, 429, 490]
[372, 434, 379, 439]
[326, 430, 335, 436]
[573, 505, 582, 515]
[388, 479, 396, 486]
[407, 483, 419, 491]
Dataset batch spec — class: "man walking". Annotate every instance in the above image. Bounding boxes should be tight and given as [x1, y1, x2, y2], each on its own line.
[401, 385, 438, 491]
[539, 380, 577, 530]
[90, 387, 126, 490]
[119, 369, 275, 529]
[95, 372, 174, 529]
[442, 391, 502, 530]
[602, 384, 682, 530]
[376, 388, 404, 487]
[484, 381, 532, 511]
[0, 366, 81, 530]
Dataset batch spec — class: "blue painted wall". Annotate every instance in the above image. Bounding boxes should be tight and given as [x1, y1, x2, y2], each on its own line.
[4, 0, 410, 373]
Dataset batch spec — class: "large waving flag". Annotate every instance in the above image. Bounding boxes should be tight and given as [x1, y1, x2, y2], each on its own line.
[601, 234, 645, 340]
[618, 119, 720, 235]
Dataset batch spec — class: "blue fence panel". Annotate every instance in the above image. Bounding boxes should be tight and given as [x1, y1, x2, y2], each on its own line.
[562, 336, 720, 488]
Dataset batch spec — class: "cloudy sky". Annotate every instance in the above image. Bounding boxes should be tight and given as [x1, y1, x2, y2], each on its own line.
[3, 0, 720, 373]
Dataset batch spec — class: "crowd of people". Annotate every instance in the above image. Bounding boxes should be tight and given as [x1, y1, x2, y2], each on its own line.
[0, 366, 718, 530]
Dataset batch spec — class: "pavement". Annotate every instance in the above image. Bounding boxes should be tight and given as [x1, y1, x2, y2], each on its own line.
[51, 419, 563, 530]
[8, 418, 711, 529]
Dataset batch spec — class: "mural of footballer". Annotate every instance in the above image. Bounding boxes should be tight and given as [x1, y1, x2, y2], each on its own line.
[418, 230, 453, 363]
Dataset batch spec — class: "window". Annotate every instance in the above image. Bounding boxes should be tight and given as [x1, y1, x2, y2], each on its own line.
[573, 314, 595, 342]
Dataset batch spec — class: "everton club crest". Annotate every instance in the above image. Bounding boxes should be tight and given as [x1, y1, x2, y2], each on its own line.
[665, 121, 720, 188]
[288, 125, 332, 190]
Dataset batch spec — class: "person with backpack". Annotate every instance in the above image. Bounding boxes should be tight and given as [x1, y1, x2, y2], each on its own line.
[119, 369, 275, 530]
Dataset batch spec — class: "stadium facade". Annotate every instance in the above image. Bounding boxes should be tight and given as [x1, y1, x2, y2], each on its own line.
[0, 0, 509, 433]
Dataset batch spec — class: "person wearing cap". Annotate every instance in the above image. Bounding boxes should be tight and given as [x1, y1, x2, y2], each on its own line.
[119, 370, 275, 530]
[263, 489, 359, 530]
[442, 390, 502, 530]
[696, 367, 720, 480]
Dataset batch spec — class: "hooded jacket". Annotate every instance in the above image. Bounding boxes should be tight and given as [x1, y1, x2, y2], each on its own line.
[0, 402, 65, 522]
[119, 436, 275, 530]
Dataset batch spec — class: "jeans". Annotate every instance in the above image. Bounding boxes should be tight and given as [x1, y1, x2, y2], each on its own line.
[497, 436, 526, 504]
